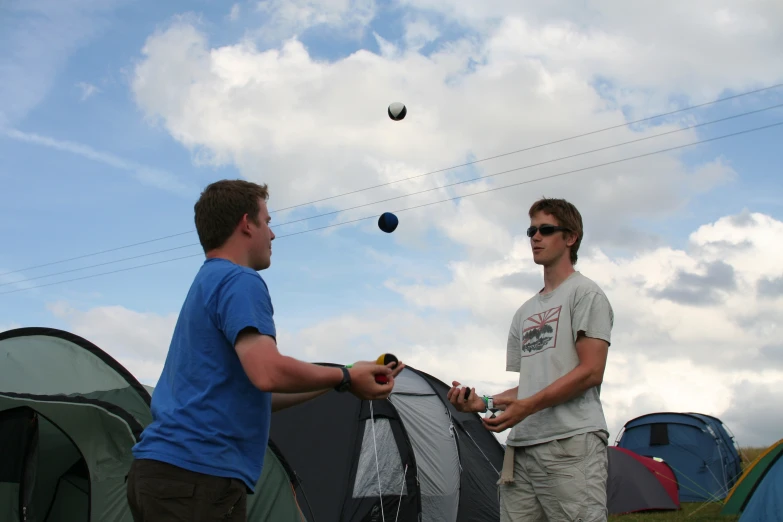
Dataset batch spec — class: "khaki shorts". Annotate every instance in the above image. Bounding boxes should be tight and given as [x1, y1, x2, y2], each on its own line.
[499, 432, 608, 522]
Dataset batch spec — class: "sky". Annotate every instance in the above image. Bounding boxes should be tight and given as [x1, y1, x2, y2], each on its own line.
[1, 0, 783, 449]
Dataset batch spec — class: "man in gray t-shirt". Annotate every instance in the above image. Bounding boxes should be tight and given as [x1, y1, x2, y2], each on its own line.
[448, 197, 613, 522]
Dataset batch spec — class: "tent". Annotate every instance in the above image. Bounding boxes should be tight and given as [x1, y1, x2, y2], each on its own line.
[0, 327, 306, 522]
[721, 438, 783, 520]
[269, 364, 506, 522]
[607, 446, 680, 515]
[737, 443, 783, 522]
[614, 412, 742, 502]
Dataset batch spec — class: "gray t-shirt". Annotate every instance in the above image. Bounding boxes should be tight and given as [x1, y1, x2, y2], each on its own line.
[504, 271, 613, 447]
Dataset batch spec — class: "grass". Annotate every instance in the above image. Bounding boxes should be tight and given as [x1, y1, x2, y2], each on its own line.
[608, 502, 736, 521]
[737, 446, 766, 466]
[607, 446, 768, 521]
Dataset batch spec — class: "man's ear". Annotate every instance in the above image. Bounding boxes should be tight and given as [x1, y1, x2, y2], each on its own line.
[566, 231, 578, 247]
[236, 213, 251, 237]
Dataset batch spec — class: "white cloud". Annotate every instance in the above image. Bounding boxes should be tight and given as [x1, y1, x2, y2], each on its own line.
[228, 3, 241, 21]
[403, 16, 440, 51]
[0, 0, 126, 126]
[47, 301, 177, 386]
[127, 12, 766, 257]
[76, 81, 100, 101]
[397, 0, 783, 109]
[721, 380, 783, 448]
[3, 128, 195, 197]
[253, 0, 376, 42]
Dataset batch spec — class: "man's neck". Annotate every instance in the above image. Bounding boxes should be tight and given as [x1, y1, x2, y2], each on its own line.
[206, 245, 249, 268]
[541, 260, 575, 294]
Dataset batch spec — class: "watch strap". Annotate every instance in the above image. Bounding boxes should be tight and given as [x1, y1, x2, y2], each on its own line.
[335, 366, 351, 392]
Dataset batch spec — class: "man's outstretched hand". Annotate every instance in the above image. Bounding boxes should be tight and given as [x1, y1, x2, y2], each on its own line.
[348, 359, 405, 400]
[447, 381, 486, 413]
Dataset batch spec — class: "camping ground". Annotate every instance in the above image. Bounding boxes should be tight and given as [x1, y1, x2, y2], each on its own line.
[607, 446, 767, 521]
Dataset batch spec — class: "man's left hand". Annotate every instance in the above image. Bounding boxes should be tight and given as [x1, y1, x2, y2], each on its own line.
[481, 397, 534, 433]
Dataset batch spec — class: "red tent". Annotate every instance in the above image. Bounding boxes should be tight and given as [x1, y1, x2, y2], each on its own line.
[614, 447, 679, 506]
[608, 446, 681, 515]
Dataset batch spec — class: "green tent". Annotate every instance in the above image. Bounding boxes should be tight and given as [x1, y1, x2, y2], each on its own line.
[0, 327, 308, 522]
[721, 438, 783, 516]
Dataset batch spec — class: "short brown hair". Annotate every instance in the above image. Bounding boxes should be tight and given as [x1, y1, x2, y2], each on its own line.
[528, 197, 583, 265]
[194, 179, 269, 252]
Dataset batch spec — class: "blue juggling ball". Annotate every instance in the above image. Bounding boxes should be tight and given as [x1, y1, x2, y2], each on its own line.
[378, 212, 398, 233]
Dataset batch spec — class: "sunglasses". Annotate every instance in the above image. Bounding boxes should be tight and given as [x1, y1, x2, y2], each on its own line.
[526, 225, 569, 237]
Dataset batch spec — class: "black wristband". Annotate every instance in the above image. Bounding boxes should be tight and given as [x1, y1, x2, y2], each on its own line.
[335, 366, 351, 392]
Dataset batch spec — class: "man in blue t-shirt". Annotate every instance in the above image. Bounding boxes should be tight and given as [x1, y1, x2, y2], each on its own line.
[126, 179, 404, 521]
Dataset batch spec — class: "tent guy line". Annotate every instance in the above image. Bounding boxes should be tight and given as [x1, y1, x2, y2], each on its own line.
[369, 401, 386, 522]
[1, 81, 781, 279]
[1, 119, 781, 297]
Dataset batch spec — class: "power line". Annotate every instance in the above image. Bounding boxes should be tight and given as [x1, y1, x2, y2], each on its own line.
[2, 101, 779, 289]
[0, 254, 205, 296]
[269, 102, 783, 228]
[277, 121, 783, 237]
[0, 230, 195, 277]
[272, 82, 783, 212]
[2, 119, 780, 297]
[2, 81, 781, 278]
[0, 244, 197, 288]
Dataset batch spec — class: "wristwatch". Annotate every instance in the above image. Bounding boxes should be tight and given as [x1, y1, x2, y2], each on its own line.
[482, 395, 494, 412]
[335, 366, 351, 392]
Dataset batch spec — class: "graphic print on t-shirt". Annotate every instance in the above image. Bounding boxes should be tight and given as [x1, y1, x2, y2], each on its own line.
[521, 305, 561, 356]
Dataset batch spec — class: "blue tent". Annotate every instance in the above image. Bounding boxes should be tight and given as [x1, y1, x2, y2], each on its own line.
[738, 445, 783, 522]
[615, 412, 742, 502]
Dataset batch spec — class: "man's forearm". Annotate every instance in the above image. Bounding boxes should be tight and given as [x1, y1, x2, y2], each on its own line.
[272, 389, 331, 412]
[236, 334, 346, 393]
[524, 365, 600, 416]
[260, 355, 344, 393]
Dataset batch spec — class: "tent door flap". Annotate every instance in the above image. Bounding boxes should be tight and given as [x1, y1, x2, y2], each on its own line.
[0, 406, 39, 521]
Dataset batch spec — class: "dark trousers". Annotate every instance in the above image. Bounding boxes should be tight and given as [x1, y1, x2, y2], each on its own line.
[126, 458, 247, 521]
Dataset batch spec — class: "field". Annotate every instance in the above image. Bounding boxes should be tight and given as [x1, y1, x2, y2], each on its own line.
[607, 446, 767, 522]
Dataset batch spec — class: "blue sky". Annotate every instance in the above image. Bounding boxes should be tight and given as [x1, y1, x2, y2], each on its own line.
[2, 0, 783, 446]
[0, 0, 466, 318]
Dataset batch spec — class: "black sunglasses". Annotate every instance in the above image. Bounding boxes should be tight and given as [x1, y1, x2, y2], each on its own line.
[527, 225, 569, 237]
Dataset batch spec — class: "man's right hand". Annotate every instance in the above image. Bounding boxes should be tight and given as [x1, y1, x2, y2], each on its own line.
[447, 381, 487, 413]
[347, 360, 404, 400]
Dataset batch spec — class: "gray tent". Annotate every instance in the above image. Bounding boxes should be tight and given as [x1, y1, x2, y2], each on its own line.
[269, 363, 506, 521]
[0, 327, 306, 521]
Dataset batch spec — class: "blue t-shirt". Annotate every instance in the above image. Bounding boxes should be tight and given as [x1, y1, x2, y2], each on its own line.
[132, 258, 275, 492]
